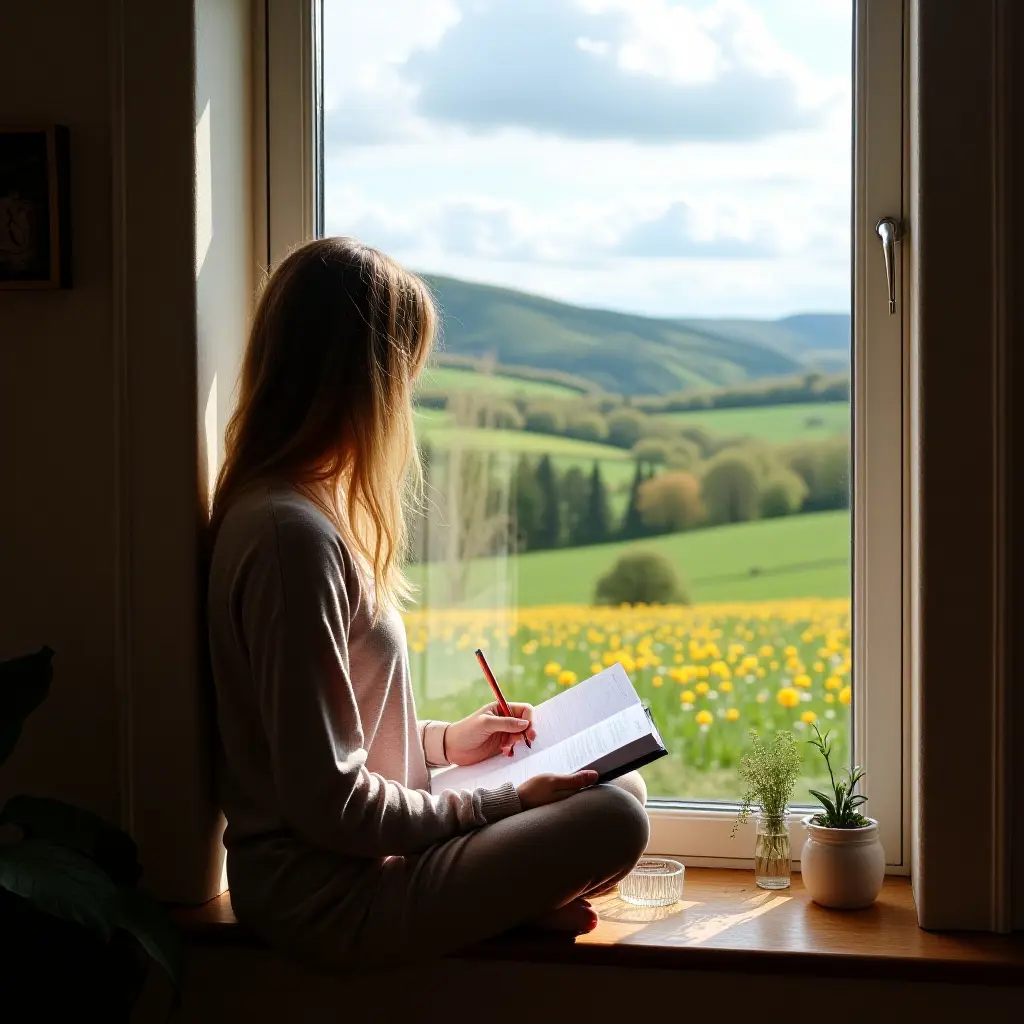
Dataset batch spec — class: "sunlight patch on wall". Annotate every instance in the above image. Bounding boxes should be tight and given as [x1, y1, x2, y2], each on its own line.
[195, 100, 213, 276]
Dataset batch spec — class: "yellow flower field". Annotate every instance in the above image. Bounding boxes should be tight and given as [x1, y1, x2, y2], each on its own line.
[404, 599, 852, 801]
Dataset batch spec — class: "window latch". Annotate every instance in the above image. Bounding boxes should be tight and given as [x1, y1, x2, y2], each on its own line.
[875, 217, 902, 315]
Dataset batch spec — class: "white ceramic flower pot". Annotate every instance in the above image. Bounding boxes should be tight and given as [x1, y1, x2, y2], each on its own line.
[800, 815, 885, 909]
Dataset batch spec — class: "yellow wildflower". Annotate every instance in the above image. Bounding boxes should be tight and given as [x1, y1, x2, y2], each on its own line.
[558, 670, 577, 686]
[726, 708, 741, 722]
[839, 685, 852, 706]
[719, 680, 733, 692]
[681, 690, 696, 703]
[695, 681, 710, 695]
[801, 711, 818, 724]
[825, 676, 842, 690]
[544, 661, 561, 677]
[652, 675, 664, 688]
[777, 687, 801, 708]
[696, 710, 713, 726]
[794, 674, 811, 688]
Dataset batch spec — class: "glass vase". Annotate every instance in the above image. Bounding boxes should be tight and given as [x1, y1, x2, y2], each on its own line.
[754, 812, 791, 890]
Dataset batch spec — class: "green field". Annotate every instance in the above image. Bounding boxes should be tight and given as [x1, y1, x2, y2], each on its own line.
[660, 401, 849, 442]
[420, 365, 582, 399]
[409, 509, 850, 609]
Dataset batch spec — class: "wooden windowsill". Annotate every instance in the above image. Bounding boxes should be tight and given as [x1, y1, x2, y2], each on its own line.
[175, 868, 1024, 984]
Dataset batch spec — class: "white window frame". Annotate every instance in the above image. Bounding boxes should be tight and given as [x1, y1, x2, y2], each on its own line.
[261, 0, 909, 871]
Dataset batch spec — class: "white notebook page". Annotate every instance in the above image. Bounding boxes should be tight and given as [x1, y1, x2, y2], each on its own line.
[431, 664, 648, 792]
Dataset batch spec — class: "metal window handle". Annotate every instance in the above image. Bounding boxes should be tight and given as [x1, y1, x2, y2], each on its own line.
[875, 217, 902, 315]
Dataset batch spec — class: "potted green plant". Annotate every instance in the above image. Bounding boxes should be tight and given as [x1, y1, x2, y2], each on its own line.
[0, 647, 182, 1018]
[800, 723, 885, 909]
[731, 729, 802, 889]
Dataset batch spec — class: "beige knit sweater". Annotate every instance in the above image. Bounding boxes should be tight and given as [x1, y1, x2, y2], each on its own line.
[207, 486, 521, 894]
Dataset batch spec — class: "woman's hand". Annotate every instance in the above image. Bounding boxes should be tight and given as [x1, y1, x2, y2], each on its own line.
[443, 702, 537, 765]
[517, 771, 599, 810]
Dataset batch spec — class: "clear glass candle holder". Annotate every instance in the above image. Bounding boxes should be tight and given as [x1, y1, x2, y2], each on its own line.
[618, 857, 685, 906]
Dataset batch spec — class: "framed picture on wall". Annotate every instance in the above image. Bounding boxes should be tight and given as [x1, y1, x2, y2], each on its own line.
[0, 126, 71, 289]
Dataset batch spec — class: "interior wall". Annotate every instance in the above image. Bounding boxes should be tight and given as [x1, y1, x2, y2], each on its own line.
[0, 0, 120, 822]
[117, 0, 254, 901]
[0, 0, 253, 904]
[194, 0, 256, 895]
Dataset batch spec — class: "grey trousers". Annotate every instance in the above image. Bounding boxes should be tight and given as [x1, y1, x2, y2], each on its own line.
[338, 773, 649, 965]
[243, 773, 650, 967]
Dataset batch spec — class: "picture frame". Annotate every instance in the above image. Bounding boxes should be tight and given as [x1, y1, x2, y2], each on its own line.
[0, 126, 71, 289]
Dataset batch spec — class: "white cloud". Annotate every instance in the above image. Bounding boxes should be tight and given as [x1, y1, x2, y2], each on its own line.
[326, 191, 842, 266]
[400, 0, 837, 143]
[320, 0, 853, 317]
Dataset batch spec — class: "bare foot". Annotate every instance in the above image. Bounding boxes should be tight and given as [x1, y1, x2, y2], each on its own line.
[528, 898, 598, 934]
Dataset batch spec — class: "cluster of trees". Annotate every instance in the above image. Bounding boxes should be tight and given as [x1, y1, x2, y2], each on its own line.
[413, 434, 848, 569]
[417, 376, 849, 460]
[633, 371, 849, 414]
[416, 371, 849, 433]
[513, 455, 617, 552]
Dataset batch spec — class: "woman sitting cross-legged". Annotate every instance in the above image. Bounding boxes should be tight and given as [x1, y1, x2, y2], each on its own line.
[207, 237, 649, 966]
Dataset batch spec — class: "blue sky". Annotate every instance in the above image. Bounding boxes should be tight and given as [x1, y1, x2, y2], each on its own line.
[323, 0, 852, 319]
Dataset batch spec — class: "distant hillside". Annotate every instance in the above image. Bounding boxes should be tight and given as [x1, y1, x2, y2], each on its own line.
[680, 313, 850, 372]
[423, 274, 807, 396]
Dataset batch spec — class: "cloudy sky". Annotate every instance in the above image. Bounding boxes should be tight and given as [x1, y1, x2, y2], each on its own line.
[322, 0, 852, 319]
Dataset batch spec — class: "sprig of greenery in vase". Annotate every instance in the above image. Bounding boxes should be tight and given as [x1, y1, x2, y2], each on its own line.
[731, 730, 802, 877]
[807, 723, 869, 828]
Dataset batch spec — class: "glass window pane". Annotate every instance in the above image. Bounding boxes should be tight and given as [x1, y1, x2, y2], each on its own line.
[323, 0, 853, 803]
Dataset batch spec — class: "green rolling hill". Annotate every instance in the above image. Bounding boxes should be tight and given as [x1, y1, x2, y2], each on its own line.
[423, 274, 822, 395]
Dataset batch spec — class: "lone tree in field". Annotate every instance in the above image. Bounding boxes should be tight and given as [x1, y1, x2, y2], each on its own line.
[594, 549, 689, 606]
[637, 471, 704, 533]
[701, 453, 761, 524]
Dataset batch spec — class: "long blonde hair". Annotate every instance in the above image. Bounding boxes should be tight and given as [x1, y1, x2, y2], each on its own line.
[210, 237, 436, 614]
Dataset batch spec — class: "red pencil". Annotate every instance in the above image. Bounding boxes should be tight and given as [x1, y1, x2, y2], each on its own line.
[475, 648, 532, 752]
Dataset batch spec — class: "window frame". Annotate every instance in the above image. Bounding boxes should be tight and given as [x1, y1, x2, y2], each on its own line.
[263, 0, 909, 871]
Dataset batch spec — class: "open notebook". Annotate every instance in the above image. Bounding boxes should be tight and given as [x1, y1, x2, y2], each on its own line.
[431, 663, 666, 793]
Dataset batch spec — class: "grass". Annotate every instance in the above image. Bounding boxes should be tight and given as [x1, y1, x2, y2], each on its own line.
[659, 401, 850, 442]
[409, 510, 850, 609]
[420, 365, 582, 399]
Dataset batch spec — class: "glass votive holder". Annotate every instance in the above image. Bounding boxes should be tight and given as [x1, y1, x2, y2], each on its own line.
[618, 857, 685, 907]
